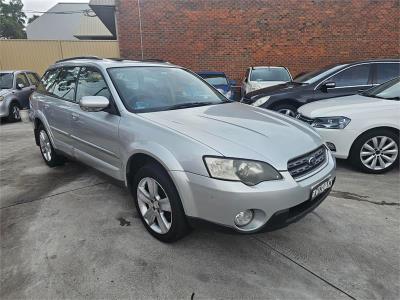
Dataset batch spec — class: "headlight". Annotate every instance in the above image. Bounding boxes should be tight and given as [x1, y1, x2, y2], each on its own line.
[312, 116, 351, 129]
[251, 96, 270, 107]
[203, 156, 282, 186]
[0, 96, 4, 101]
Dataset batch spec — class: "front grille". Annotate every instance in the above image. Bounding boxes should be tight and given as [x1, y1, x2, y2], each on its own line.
[288, 146, 327, 179]
[295, 113, 314, 124]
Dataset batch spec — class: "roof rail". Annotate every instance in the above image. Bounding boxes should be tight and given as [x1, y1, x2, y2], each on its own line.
[141, 58, 169, 63]
[56, 56, 103, 63]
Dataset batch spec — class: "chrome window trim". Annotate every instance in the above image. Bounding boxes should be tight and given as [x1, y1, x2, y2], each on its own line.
[314, 62, 398, 91]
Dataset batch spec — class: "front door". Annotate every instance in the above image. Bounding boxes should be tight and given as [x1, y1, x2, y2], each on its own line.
[313, 63, 373, 101]
[70, 66, 122, 179]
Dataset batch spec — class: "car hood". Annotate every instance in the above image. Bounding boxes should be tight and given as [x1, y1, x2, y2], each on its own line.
[141, 102, 322, 170]
[246, 82, 306, 99]
[298, 94, 398, 118]
[0, 89, 12, 97]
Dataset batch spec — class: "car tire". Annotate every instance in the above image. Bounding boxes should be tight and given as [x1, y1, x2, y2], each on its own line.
[7, 102, 21, 122]
[37, 124, 65, 167]
[273, 104, 297, 117]
[349, 129, 399, 174]
[132, 162, 190, 242]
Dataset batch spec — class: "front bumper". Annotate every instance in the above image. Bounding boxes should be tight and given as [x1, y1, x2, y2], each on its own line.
[171, 151, 336, 233]
[315, 128, 358, 159]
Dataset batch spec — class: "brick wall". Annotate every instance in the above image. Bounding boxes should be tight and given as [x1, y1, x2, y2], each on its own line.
[117, 0, 399, 81]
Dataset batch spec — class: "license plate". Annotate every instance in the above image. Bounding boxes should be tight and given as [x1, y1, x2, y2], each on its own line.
[311, 177, 334, 200]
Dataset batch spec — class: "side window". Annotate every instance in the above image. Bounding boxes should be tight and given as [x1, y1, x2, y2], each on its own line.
[15, 73, 30, 88]
[330, 64, 371, 87]
[76, 67, 111, 102]
[26, 73, 40, 87]
[37, 68, 61, 94]
[51, 67, 80, 101]
[376, 63, 400, 84]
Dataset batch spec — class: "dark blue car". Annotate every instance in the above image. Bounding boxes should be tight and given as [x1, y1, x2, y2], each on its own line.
[197, 71, 237, 100]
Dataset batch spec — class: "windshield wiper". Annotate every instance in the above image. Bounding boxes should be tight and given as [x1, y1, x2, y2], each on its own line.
[166, 101, 219, 110]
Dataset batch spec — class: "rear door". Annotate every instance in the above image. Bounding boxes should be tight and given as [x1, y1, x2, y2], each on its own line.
[70, 66, 122, 179]
[41, 66, 80, 156]
[373, 62, 400, 85]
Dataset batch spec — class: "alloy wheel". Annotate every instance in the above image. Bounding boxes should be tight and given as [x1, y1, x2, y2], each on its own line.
[360, 136, 398, 171]
[39, 130, 52, 161]
[137, 177, 172, 234]
[277, 108, 296, 117]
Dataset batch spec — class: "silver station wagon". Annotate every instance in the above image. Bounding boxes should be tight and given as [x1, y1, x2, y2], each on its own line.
[30, 57, 336, 242]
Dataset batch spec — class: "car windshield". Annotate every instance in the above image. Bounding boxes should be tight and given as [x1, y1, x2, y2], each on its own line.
[361, 78, 400, 100]
[201, 75, 228, 86]
[250, 68, 291, 82]
[108, 67, 228, 112]
[0, 73, 14, 89]
[294, 64, 346, 84]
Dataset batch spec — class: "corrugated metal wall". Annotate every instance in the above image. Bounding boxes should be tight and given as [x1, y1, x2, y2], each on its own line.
[0, 40, 120, 75]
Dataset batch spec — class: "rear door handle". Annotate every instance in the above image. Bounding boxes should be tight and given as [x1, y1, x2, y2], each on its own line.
[72, 113, 79, 121]
[44, 104, 50, 109]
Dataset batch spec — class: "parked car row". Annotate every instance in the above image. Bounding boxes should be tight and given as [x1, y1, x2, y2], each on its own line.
[3, 57, 399, 242]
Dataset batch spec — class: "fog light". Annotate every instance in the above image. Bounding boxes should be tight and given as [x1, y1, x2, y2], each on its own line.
[234, 209, 254, 227]
[326, 142, 336, 152]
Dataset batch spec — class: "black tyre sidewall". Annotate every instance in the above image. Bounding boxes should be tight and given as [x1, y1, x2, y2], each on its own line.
[8, 103, 21, 122]
[132, 163, 189, 242]
[38, 125, 64, 167]
[350, 129, 399, 174]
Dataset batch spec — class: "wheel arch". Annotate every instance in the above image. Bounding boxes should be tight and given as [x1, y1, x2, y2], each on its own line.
[125, 151, 190, 214]
[349, 126, 399, 155]
[33, 113, 54, 146]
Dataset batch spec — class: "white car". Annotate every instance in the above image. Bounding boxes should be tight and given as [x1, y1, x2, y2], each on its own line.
[242, 66, 292, 96]
[297, 78, 399, 174]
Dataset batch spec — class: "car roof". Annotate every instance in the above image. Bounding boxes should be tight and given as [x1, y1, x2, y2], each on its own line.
[0, 70, 37, 74]
[48, 57, 178, 70]
[251, 66, 287, 69]
[197, 71, 226, 76]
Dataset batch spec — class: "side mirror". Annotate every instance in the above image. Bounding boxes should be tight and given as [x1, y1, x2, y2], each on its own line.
[79, 96, 109, 112]
[17, 83, 24, 90]
[322, 82, 336, 90]
[320, 81, 336, 92]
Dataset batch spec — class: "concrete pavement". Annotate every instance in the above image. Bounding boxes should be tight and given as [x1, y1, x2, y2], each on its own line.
[1, 121, 399, 299]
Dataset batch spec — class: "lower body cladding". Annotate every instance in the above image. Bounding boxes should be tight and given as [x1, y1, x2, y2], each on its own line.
[171, 153, 336, 233]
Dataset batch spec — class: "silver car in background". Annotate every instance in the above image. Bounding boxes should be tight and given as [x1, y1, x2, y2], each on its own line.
[0, 70, 40, 122]
[30, 57, 336, 242]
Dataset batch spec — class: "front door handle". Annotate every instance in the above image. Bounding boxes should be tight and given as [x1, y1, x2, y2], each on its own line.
[72, 113, 79, 121]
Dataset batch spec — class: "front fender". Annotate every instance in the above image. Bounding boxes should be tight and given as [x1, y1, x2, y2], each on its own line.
[122, 140, 186, 186]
